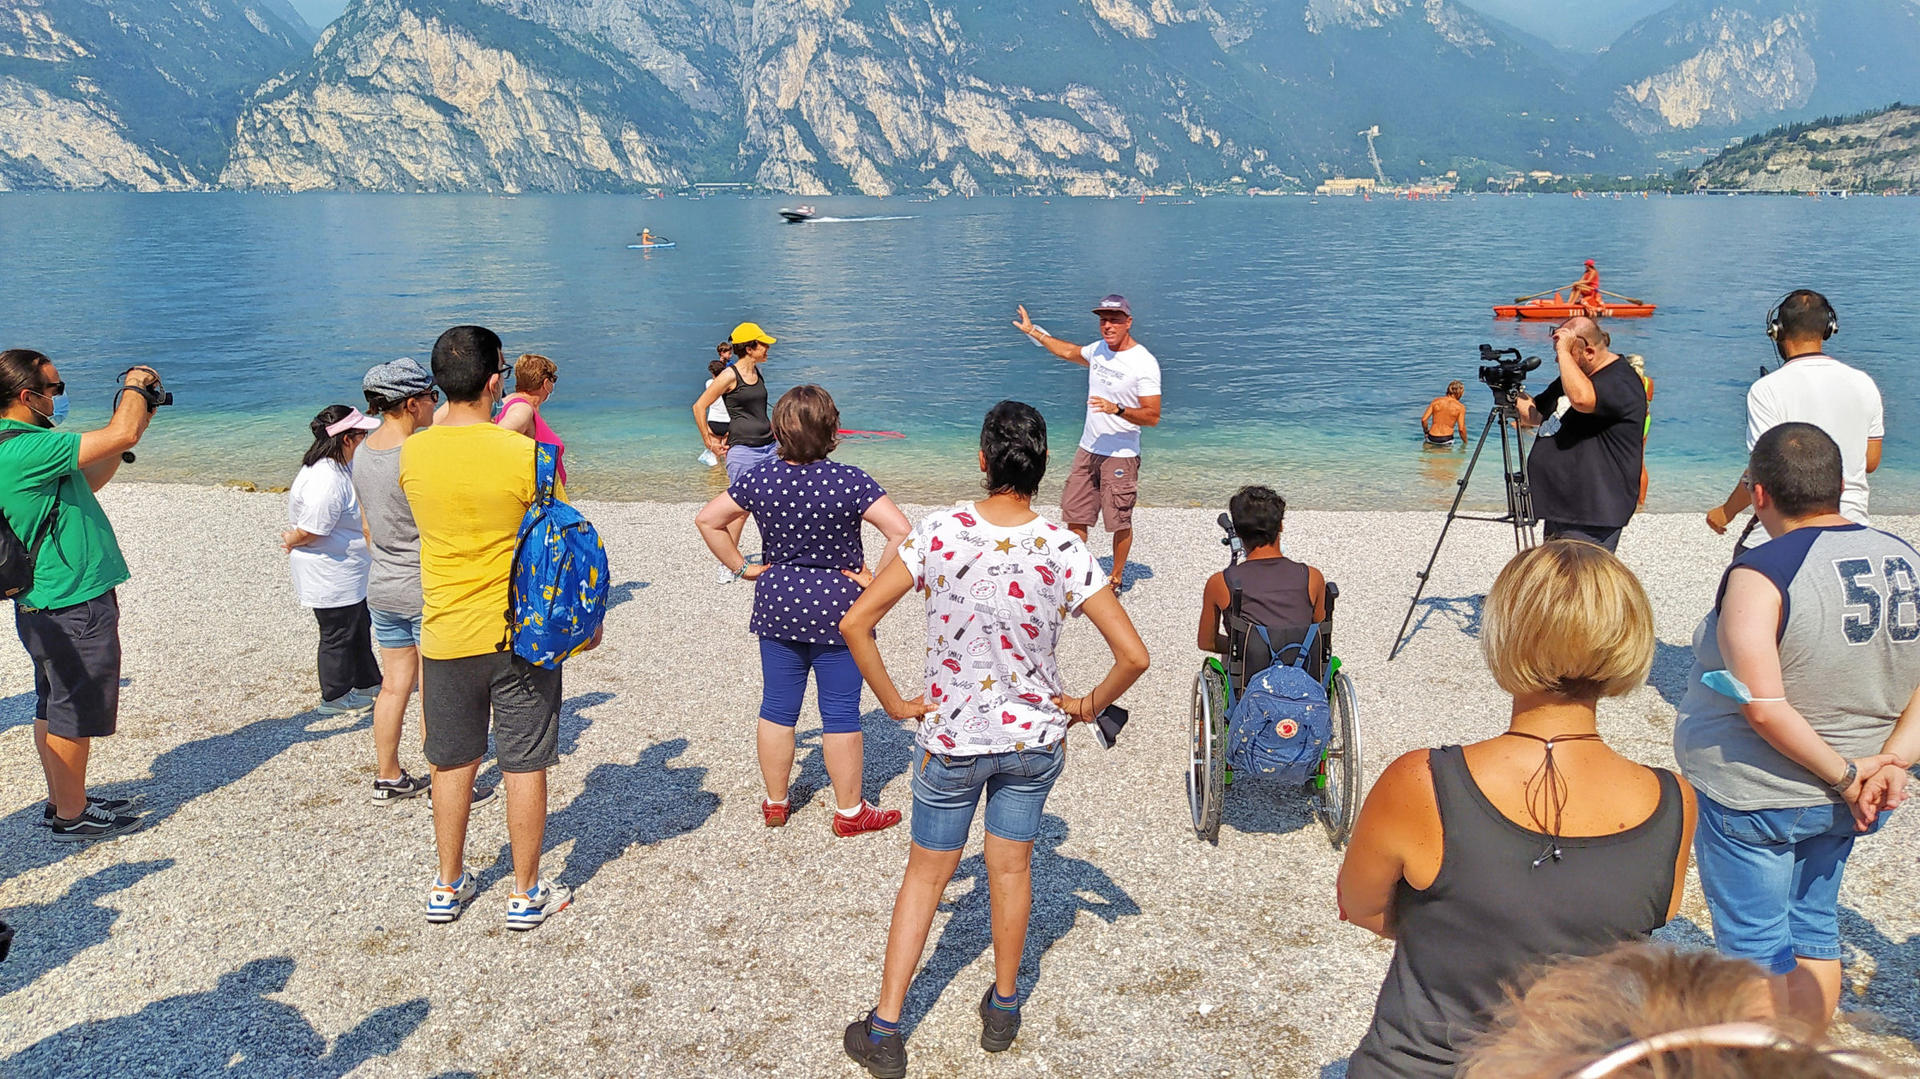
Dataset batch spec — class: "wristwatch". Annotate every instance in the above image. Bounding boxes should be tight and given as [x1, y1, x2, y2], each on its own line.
[1829, 760, 1858, 793]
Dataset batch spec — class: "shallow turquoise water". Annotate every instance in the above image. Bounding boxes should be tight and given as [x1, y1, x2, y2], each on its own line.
[2, 191, 1914, 512]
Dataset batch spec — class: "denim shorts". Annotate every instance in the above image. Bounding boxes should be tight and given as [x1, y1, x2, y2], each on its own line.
[1693, 792, 1887, 975]
[757, 637, 862, 734]
[909, 742, 1066, 851]
[368, 608, 423, 650]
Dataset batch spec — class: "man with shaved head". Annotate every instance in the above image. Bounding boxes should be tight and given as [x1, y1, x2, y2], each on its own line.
[1514, 316, 1647, 552]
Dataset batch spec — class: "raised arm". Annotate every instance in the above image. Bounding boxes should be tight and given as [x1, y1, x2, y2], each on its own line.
[77, 367, 158, 482]
[1013, 305, 1088, 366]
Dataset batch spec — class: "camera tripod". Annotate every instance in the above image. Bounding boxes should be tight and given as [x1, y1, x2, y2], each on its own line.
[1389, 399, 1538, 660]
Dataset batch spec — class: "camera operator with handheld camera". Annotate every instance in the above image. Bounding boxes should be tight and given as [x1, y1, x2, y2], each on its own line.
[1512, 317, 1646, 553]
[0, 349, 167, 841]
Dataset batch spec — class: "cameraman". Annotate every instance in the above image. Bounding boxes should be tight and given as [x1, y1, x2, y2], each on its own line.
[1513, 317, 1646, 553]
[0, 349, 159, 841]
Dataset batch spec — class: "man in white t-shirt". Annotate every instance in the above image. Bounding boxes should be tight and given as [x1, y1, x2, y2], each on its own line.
[1707, 290, 1883, 542]
[1013, 294, 1162, 596]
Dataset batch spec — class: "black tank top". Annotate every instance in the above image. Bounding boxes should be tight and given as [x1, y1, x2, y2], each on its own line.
[1348, 745, 1683, 1078]
[1222, 556, 1315, 630]
[722, 367, 773, 447]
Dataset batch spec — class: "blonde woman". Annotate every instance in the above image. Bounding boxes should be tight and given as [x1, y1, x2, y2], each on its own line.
[1338, 541, 1698, 1078]
[494, 353, 566, 483]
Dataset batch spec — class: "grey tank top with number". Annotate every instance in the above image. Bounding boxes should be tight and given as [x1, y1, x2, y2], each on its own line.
[1349, 746, 1682, 1078]
[1675, 523, 1920, 809]
[722, 368, 774, 447]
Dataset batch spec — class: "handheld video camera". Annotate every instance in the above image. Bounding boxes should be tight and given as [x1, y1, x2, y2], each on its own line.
[1476, 345, 1540, 409]
[116, 368, 173, 411]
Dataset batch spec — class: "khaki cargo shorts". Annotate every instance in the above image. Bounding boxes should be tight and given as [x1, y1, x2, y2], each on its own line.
[1061, 448, 1139, 533]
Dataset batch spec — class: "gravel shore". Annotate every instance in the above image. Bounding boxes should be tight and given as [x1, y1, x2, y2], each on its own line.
[2, 484, 1916, 1077]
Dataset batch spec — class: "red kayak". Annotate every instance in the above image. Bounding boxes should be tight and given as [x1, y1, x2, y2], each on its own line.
[1494, 298, 1656, 320]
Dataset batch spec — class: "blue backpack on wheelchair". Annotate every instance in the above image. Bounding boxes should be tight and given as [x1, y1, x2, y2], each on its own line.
[1224, 623, 1331, 782]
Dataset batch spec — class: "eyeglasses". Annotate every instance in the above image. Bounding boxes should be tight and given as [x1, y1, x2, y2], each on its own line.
[34, 381, 65, 396]
[496, 362, 510, 378]
[415, 389, 440, 404]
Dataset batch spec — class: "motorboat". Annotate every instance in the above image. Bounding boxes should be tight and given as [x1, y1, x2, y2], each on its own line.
[778, 205, 817, 223]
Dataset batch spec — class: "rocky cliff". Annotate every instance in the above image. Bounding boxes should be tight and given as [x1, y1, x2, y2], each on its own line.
[1685, 102, 1920, 192]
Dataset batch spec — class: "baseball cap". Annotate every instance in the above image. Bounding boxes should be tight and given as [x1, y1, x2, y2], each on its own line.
[363, 357, 435, 401]
[1585, 259, 1596, 267]
[730, 322, 777, 346]
[1092, 294, 1131, 316]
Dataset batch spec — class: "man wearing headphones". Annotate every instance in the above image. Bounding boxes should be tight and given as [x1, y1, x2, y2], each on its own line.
[1706, 290, 1883, 539]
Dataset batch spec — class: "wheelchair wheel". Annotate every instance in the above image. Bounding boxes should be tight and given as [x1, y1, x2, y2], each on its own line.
[1187, 660, 1228, 843]
[1316, 669, 1363, 847]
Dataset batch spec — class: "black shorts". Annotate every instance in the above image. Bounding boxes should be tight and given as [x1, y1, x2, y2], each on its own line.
[707, 420, 730, 438]
[421, 651, 562, 772]
[1424, 432, 1457, 447]
[15, 590, 122, 740]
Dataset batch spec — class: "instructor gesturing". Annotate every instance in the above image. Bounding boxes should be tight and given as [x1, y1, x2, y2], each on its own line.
[1014, 295, 1162, 596]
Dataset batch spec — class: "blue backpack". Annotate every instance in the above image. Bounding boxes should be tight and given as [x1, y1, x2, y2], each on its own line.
[507, 444, 610, 668]
[1224, 623, 1331, 782]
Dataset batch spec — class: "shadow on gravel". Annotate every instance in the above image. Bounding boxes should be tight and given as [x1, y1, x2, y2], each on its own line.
[476, 737, 721, 897]
[899, 814, 1140, 1037]
[0, 859, 173, 997]
[605, 580, 651, 611]
[1648, 639, 1695, 708]
[1097, 556, 1154, 592]
[3, 955, 428, 1076]
[1219, 774, 1316, 838]
[1837, 905, 1920, 1047]
[0, 708, 371, 889]
[0, 690, 32, 734]
[787, 710, 917, 815]
[1396, 593, 1485, 655]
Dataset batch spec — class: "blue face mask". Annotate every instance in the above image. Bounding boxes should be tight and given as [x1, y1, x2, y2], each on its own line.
[1702, 669, 1787, 704]
[27, 390, 67, 427]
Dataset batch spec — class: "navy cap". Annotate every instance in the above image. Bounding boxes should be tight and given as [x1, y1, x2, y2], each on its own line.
[1092, 294, 1131, 316]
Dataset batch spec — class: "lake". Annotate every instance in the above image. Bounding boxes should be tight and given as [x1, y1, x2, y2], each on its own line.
[2, 191, 1913, 513]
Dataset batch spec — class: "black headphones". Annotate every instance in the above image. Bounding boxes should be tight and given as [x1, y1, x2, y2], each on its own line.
[1766, 290, 1838, 342]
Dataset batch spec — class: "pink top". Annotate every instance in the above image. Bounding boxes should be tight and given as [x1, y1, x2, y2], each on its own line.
[495, 393, 566, 483]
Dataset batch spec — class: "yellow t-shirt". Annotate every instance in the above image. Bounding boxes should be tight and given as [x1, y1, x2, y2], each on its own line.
[400, 423, 542, 660]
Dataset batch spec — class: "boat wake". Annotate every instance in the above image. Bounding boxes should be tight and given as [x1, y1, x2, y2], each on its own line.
[805, 214, 918, 223]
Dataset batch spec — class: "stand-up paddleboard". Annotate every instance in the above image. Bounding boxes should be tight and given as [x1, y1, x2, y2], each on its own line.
[837, 429, 905, 441]
[627, 241, 676, 249]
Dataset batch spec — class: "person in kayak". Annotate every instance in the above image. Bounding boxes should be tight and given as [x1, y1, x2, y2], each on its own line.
[1421, 381, 1468, 448]
[1571, 259, 1601, 315]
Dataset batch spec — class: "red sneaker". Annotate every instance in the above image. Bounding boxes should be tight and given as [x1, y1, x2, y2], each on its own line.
[831, 801, 902, 837]
[762, 799, 791, 828]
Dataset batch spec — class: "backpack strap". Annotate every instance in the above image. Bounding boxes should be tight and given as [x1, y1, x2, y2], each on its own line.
[1286, 623, 1320, 671]
[533, 443, 559, 507]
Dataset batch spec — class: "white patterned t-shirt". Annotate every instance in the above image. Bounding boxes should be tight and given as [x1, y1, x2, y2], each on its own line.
[897, 503, 1106, 757]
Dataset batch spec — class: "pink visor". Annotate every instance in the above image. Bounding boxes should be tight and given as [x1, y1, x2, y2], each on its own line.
[325, 408, 382, 437]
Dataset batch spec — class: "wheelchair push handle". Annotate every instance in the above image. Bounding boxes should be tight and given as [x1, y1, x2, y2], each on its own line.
[1217, 512, 1245, 561]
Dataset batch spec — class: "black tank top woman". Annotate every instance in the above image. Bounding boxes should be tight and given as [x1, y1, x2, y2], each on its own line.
[722, 366, 774, 448]
[1348, 746, 1683, 1078]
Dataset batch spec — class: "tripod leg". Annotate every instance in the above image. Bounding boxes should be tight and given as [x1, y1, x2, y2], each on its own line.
[1390, 408, 1502, 660]
[1500, 411, 1538, 550]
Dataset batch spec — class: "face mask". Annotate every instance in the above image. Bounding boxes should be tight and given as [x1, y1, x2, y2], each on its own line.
[1701, 670, 1786, 704]
[26, 391, 67, 427]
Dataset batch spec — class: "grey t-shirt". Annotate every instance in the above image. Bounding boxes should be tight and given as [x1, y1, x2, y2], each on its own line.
[1675, 524, 1920, 809]
[349, 442, 423, 617]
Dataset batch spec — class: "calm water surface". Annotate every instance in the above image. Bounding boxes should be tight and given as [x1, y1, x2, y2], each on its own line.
[2, 192, 1915, 512]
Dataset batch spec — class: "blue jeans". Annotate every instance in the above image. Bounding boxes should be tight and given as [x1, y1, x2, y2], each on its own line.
[1693, 792, 1886, 975]
[909, 743, 1066, 852]
[757, 638, 862, 733]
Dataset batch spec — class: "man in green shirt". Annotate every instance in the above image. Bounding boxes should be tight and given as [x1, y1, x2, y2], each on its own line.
[1, 349, 160, 841]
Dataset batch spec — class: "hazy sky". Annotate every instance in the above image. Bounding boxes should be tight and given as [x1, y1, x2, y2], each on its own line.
[283, 1, 1673, 52]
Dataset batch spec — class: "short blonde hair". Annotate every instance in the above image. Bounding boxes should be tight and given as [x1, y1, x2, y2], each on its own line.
[1481, 541, 1653, 700]
[514, 353, 556, 394]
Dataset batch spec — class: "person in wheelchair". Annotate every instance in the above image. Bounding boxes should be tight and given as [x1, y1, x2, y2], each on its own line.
[1197, 485, 1328, 691]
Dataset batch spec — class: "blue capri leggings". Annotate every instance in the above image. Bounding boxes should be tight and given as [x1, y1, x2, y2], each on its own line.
[758, 638, 863, 734]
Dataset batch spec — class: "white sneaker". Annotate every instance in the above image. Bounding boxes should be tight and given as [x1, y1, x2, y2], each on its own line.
[505, 879, 572, 931]
[715, 564, 736, 584]
[425, 868, 477, 923]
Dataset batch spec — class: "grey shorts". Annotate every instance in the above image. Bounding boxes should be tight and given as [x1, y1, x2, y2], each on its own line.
[421, 651, 562, 773]
[15, 590, 122, 740]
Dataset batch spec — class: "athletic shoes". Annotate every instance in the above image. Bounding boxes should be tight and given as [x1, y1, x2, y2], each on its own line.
[505, 879, 571, 931]
[39, 795, 137, 828]
[842, 1014, 907, 1079]
[371, 771, 431, 804]
[425, 869, 477, 923]
[762, 799, 791, 827]
[48, 804, 145, 843]
[317, 692, 372, 717]
[978, 986, 1022, 1052]
[831, 801, 901, 838]
[426, 782, 498, 809]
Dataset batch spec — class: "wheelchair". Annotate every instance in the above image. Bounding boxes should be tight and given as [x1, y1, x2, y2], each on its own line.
[1186, 515, 1363, 846]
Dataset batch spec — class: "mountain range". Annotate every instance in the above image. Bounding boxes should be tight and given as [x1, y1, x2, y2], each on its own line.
[4, 0, 1920, 193]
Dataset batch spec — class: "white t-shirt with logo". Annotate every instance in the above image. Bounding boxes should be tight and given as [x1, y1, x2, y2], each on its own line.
[1078, 341, 1162, 458]
[1746, 355, 1884, 524]
[286, 459, 371, 609]
[898, 504, 1106, 757]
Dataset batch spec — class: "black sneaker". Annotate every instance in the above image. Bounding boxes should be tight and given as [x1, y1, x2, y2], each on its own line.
[371, 771, 431, 805]
[979, 986, 1021, 1052]
[842, 1013, 906, 1079]
[39, 795, 137, 828]
[48, 804, 144, 843]
[427, 783, 498, 809]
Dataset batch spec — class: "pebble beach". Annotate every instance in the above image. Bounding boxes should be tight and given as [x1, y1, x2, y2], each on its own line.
[2, 484, 1916, 1077]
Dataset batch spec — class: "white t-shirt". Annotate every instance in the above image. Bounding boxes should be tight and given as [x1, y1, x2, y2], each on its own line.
[1746, 355, 1884, 524]
[1078, 341, 1162, 458]
[704, 377, 729, 423]
[898, 503, 1106, 757]
[287, 459, 371, 608]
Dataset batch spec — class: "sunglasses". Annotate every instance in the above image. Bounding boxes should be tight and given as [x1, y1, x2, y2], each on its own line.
[34, 381, 66, 396]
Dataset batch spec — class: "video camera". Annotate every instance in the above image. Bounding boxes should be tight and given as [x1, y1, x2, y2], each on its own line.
[116, 368, 172, 411]
[1476, 345, 1540, 408]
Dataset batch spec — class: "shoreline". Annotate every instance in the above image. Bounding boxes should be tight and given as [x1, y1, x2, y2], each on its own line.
[3, 486, 1917, 1074]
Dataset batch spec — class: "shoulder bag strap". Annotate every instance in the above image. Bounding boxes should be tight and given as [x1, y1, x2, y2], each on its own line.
[0, 429, 60, 552]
